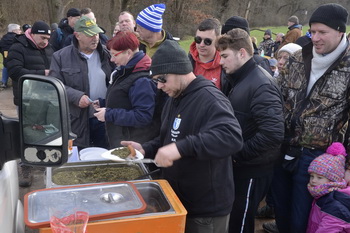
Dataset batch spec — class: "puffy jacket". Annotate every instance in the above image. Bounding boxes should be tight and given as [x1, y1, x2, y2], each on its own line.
[49, 37, 112, 148]
[278, 40, 350, 150]
[226, 58, 284, 177]
[6, 30, 53, 106]
[0, 32, 17, 63]
[307, 187, 350, 233]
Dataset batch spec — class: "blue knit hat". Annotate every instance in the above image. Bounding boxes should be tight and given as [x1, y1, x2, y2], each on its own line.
[136, 4, 165, 32]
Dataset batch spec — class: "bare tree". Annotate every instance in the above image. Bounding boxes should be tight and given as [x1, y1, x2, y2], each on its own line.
[47, 0, 74, 24]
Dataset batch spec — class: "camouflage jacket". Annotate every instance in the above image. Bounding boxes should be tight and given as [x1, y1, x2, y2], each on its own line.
[278, 41, 350, 150]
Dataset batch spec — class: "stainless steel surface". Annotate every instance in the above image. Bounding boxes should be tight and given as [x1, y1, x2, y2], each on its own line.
[26, 182, 145, 226]
[46, 160, 150, 188]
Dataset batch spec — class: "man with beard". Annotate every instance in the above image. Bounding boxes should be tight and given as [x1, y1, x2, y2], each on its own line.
[50, 16, 112, 150]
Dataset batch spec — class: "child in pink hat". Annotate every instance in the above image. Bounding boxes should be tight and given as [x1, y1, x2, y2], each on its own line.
[306, 142, 350, 233]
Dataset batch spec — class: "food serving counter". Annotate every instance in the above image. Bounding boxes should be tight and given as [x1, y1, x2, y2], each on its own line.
[30, 180, 186, 233]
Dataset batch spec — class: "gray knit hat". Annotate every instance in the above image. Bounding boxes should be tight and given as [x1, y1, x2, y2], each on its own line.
[150, 40, 193, 76]
[309, 3, 348, 32]
[288, 16, 299, 25]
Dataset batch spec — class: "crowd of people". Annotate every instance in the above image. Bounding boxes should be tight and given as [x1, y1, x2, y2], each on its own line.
[1, 2, 350, 233]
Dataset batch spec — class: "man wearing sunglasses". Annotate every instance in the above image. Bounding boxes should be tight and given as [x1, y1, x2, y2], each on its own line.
[217, 28, 284, 233]
[189, 18, 228, 92]
[122, 40, 244, 233]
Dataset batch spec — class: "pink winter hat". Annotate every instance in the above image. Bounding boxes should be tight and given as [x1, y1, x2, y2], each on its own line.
[308, 142, 347, 182]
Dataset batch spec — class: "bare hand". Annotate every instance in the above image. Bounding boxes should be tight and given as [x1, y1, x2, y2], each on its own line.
[121, 141, 145, 155]
[79, 95, 92, 108]
[94, 108, 106, 122]
[154, 143, 181, 167]
[92, 100, 100, 110]
[44, 69, 50, 76]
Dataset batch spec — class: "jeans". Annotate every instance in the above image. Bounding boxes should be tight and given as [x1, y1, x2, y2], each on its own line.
[185, 214, 230, 233]
[270, 148, 324, 233]
[2, 67, 8, 85]
[89, 117, 109, 149]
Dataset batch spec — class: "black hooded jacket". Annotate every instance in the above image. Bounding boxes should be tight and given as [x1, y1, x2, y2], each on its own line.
[142, 76, 243, 217]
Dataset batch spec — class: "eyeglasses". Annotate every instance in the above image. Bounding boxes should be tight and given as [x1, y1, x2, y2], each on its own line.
[194, 36, 213, 46]
[111, 50, 125, 57]
[152, 74, 168, 84]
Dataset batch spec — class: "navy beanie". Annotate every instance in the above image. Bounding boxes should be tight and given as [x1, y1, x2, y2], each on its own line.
[309, 3, 348, 32]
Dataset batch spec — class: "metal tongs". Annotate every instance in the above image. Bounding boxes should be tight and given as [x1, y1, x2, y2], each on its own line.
[125, 157, 160, 167]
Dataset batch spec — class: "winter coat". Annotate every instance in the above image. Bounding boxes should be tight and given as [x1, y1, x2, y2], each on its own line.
[142, 76, 243, 218]
[104, 51, 160, 148]
[279, 24, 302, 49]
[0, 32, 17, 63]
[6, 31, 54, 106]
[226, 58, 284, 178]
[49, 18, 74, 51]
[49, 37, 112, 148]
[258, 38, 275, 57]
[307, 187, 350, 233]
[278, 40, 350, 150]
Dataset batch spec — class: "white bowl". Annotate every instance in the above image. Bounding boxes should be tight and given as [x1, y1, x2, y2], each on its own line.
[79, 147, 109, 161]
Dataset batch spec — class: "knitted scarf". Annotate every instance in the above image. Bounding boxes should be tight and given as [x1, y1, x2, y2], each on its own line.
[307, 34, 347, 94]
[307, 180, 347, 198]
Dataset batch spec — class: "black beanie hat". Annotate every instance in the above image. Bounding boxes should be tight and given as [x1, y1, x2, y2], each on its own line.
[67, 8, 81, 17]
[221, 16, 250, 35]
[264, 29, 272, 36]
[151, 40, 193, 76]
[309, 3, 348, 32]
[31, 21, 51, 35]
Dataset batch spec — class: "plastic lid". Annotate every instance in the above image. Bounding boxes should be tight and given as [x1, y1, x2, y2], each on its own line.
[24, 181, 146, 228]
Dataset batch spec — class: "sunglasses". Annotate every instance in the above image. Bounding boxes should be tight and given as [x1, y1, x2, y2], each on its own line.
[153, 74, 168, 84]
[194, 36, 213, 46]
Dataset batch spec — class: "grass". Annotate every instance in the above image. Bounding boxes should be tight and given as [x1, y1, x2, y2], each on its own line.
[179, 25, 350, 53]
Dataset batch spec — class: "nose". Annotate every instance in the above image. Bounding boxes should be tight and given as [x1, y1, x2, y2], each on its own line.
[219, 57, 224, 65]
[157, 82, 164, 89]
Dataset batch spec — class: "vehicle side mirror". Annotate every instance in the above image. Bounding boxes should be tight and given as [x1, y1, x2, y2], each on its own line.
[19, 75, 74, 166]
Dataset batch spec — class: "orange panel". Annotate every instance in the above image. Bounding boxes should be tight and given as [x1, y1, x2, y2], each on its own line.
[39, 180, 187, 233]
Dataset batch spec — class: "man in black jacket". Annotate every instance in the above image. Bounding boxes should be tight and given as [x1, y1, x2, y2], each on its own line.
[0, 23, 21, 88]
[49, 7, 81, 51]
[217, 28, 284, 233]
[122, 40, 243, 233]
[6, 20, 54, 188]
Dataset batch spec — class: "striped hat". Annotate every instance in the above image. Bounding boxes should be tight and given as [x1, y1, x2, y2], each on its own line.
[308, 142, 347, 182]
[136, 4, 166, 32]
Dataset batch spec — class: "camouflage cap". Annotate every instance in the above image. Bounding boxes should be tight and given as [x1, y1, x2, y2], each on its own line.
[74, 16, 103, 36]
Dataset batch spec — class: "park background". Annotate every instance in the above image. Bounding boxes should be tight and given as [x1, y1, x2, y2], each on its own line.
[1, 0, 350, 77]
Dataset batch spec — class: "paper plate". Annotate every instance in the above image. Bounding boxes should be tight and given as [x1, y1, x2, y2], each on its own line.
[101, 147, 144, 161]
[79, 147, 109, 161]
